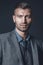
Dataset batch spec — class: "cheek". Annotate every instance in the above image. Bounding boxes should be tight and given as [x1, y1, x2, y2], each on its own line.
[15, 17, 22, 23]
[15, 18, 21, 26]
[27, 18, 32, 23]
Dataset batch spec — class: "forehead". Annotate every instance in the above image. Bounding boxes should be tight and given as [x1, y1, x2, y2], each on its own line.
[14, 8, 31, 15]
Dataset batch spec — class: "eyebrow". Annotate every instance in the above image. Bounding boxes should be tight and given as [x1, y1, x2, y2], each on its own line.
[16, 14, 31, 17]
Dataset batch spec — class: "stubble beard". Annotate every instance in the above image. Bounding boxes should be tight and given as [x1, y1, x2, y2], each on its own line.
[16, 25, 30, 32]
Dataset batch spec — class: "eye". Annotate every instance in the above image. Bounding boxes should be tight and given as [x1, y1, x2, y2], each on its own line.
[17, 15, 23, 18]
[26, 15, 31, 18]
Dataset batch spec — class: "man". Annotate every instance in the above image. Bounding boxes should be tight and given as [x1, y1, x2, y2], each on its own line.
[0, 1, 43, 65]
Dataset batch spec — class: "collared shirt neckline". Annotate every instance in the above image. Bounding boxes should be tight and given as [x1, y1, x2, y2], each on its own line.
[15, 29, 30, 43]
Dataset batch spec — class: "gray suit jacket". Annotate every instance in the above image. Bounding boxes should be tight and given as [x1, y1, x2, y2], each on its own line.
[0, 29, 43, 65]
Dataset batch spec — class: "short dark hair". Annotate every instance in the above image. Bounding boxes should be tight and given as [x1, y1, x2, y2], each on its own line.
[13, 1, 32, 14]
[15, 2, 31, 9]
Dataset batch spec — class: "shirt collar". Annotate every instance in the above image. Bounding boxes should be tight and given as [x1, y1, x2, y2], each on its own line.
[15, 29, 30, 43]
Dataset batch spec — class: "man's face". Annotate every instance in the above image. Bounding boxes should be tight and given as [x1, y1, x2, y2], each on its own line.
[13, 8, 32, 32]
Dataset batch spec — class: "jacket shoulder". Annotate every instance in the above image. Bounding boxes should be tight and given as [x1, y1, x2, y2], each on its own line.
[30, 36, 43, 49]
[0, 29, 16, 42]
[0, 32, 11, 40]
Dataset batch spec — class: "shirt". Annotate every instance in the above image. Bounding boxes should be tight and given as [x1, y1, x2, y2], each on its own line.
[15, 30, 33, 65]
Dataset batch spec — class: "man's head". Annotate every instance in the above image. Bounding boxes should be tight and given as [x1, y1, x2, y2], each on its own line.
[13, 2, 32, 32]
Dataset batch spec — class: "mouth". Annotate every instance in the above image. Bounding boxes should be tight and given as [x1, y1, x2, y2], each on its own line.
[20, 24, 27, 26]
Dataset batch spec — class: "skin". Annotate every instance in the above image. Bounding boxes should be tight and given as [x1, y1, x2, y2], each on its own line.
[13, 8, 32, 39]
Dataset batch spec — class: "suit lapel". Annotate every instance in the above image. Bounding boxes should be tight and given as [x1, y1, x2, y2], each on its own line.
[10, 29, 23, 65]
[30, 39, 39, 65]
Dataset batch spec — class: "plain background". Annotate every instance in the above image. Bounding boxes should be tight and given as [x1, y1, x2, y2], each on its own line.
[0, 0, 43, 40]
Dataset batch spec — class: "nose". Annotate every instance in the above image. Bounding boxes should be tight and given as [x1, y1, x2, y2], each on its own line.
[22, 16, 26, 23]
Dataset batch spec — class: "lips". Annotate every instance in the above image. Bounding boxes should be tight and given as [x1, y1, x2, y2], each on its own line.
[20, 25, 28, 28]
[20, 24, 27, 26]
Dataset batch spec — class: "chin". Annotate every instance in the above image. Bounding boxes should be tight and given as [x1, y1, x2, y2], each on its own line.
[19, 29, 29, 32]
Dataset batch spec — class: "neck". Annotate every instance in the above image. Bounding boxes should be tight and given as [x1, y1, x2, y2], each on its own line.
[15, 28, 29, 40]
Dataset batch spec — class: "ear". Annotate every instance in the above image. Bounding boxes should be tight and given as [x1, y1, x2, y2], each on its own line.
[12, 15, 15, 23]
